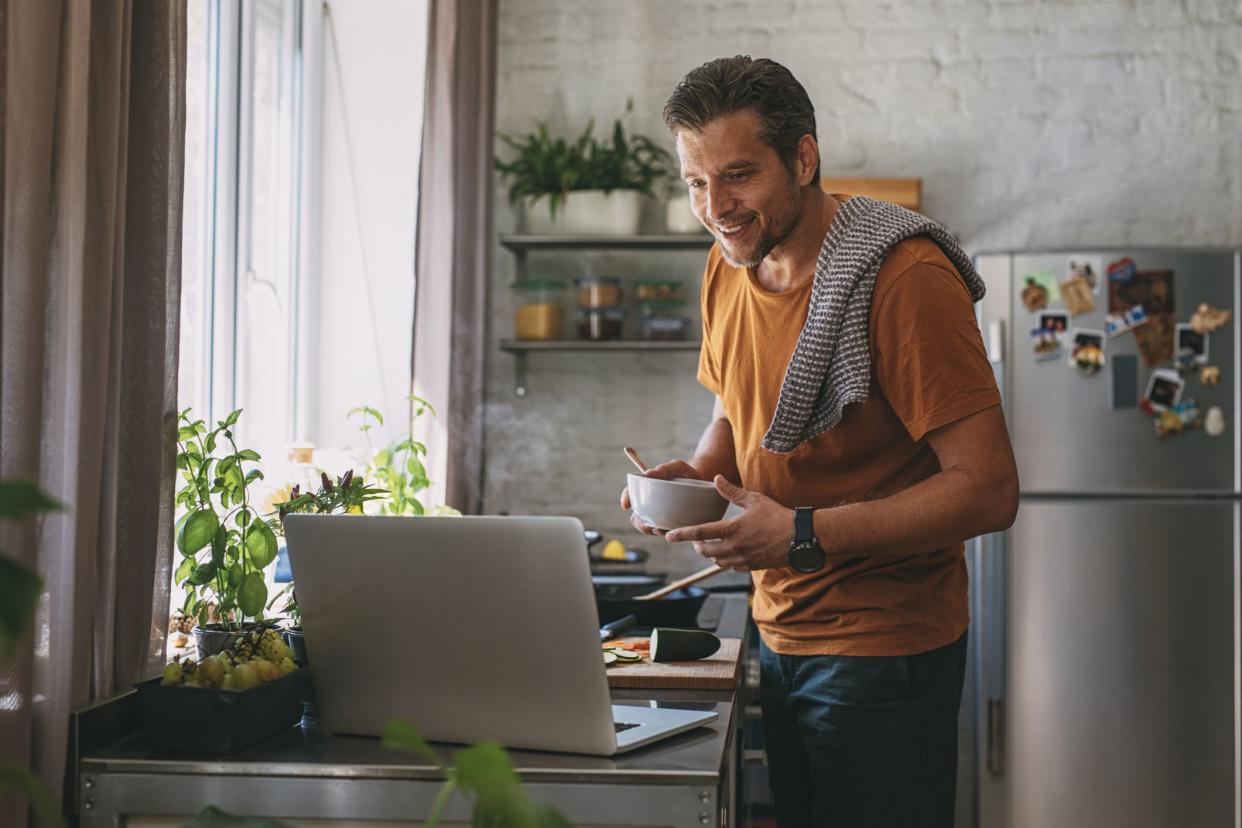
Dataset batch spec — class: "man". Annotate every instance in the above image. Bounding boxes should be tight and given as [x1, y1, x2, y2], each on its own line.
[620, 56, 1019, 826]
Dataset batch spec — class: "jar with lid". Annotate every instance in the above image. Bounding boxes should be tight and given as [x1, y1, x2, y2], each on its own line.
[634, 279, 683, 302]
[577, 308, 625, 341]
[574, 276, 623, 309]
[511, 279, 567, 341]
[638, 297, 687, 317]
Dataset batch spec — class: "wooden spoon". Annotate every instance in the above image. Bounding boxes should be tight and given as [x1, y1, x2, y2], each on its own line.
[635, 564, 723, 601]
[623, 446, 648, 473]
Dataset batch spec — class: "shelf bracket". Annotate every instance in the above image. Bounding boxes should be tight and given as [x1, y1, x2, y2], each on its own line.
[513, 350, 528, 397]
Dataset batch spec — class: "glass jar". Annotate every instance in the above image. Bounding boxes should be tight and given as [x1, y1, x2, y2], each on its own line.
[639, 316, 690, 341]
[577, 308, 625, 341]
[638, 298, 687, 318]
[574, 276, 623, 309]
[511, 279, 567, 341]
[634, 279, 683, 302]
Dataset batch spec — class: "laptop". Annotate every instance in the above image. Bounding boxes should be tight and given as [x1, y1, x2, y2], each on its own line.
[283, 513, 718, 755]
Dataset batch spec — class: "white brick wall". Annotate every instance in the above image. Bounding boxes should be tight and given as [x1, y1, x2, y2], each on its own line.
[484, 0, 1242, 571]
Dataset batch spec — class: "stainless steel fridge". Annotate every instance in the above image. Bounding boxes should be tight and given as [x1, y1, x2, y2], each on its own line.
[957, 248, 1241, 828]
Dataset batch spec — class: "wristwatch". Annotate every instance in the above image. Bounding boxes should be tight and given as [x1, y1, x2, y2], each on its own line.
[787, 506, 826, 573]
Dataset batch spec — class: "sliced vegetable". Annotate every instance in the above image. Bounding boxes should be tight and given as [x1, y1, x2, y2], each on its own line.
[650, 628, 721, 662]
[603, 651, 619, 665]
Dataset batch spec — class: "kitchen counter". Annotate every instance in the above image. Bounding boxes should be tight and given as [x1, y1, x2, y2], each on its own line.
[73, 593, 751, 828]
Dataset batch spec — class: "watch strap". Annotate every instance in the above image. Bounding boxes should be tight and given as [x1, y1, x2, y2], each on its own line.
[794, 506, 815, 544]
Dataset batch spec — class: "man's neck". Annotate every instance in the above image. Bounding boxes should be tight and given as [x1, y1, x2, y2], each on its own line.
[753, 190, 839, 294]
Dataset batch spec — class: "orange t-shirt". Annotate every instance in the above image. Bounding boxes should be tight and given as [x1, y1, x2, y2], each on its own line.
[697, 225, 1002, 657]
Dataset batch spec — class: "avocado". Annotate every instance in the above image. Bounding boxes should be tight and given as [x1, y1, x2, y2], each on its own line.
[650, 628, 721, 662]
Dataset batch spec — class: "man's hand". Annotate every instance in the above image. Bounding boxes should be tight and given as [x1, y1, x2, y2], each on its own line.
[619, 459, 704, 536]
[664, 476, 794, 571]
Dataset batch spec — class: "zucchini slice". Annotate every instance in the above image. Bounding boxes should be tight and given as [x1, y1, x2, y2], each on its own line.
[603, 651, 619, 665]
[650, 628, 721, 662]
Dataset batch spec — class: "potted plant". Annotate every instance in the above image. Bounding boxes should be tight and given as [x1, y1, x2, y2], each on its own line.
[349, 395, 461, 517]
[270, 468, 388, 663]
[174, 408, 283, 657]
[495, 99, 677, 235]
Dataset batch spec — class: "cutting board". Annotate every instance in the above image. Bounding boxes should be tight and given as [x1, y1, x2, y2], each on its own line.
[604, 637, 742, 690]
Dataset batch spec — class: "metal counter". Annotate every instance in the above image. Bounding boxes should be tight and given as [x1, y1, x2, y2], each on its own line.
[74, 594, 751, 828]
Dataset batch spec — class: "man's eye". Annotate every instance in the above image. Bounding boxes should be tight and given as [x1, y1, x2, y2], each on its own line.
[687, 180, 705, 189]
[728, 173, 749, 182]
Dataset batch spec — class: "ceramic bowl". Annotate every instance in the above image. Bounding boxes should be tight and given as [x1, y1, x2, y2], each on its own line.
[626, 473, 728, 531]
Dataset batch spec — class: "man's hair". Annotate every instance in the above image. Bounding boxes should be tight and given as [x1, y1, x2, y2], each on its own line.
[663, 56, 820, 183]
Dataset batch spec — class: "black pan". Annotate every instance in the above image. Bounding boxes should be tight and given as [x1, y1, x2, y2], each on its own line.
[592, 574, 709, 628]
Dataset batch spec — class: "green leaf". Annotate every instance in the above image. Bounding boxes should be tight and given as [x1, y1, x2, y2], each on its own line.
[223, 409, 243, 427]
[0, 759, 66, 828]
[177, 426, 198, 441]
[177, 509, 219, 556]
[237, 572, 267, 618]
[174, 556, 195, 585]
[0, 557, 42, 660]
[245, 521, 278, 569]
[210, 527, 227, 568]
[238, 509, 251, 528]
[454, 742, 517, 801]
[228, 563, 243, 587]
[381, 720, 445, 768]
[236, 449, 261, 461]
[188, 563, 217, 586]
[0, 480, 63, 520]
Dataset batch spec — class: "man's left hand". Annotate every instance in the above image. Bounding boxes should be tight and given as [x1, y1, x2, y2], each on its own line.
[664, 476, 794, 572]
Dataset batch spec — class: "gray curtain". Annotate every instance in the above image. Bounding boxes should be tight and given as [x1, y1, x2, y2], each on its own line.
[411, 0, 496, 515]
[0, 0, 186, 819]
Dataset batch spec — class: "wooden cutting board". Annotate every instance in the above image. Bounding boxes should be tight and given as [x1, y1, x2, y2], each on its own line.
[604, 637, 742, 690]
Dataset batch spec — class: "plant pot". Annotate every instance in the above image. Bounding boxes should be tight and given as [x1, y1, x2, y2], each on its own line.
[282, 627, 309, 665]
[664, 193, 706, 234]
[524, 189, 642, 235]
[135, 668, 312, 754]
[192, 623, 261, 659]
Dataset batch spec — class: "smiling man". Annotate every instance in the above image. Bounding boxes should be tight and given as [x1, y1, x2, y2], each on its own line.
[620, 57, 1019, 826]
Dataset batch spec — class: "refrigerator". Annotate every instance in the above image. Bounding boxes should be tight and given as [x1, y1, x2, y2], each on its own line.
[958, 248, 1241, 828]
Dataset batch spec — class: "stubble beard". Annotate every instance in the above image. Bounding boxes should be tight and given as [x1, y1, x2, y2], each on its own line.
[718, 177, 803, 270]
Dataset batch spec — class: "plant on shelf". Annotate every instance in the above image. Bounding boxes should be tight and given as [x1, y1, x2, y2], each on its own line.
[0, 479, 66, 828]
[349, 395, 460, 517]
[174, 408, 282, 655]
[495, 98, 677, 224]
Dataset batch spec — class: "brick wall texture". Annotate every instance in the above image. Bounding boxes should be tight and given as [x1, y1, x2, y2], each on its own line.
[484, 0, 1242, 573]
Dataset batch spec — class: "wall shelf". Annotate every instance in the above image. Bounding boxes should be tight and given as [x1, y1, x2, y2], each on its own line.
[499, 234, 713, 252]
[499, 339, 701, 396]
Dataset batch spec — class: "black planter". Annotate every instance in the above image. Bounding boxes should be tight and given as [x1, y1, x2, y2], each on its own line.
[282, 627, 309, 665]
[135, 668, 312, 754]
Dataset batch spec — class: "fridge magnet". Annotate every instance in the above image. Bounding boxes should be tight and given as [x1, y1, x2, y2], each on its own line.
[1134, 314, 1175, 367]
[1109, 268, 1175, 317]
[1068, 329, 1106, 375]
[1021, 270, 1059, 312]
[1060, 275, 1096, 316]
[1200, 365, 1221, 387]
[1144, 368, 1185, 412]
[1189, 303, 1231, 334]
[1174, 323, 1209, 370]
[1106, 256, 1138, 286]
[1038, 311, 1069, 335]
[1104, 304, 1149, 338]
[1204, 405, 1226, 438]
[1154, 399, 1202, 439]
[1030, 327, 1063, 361]
[1069, 259, 1102, 294]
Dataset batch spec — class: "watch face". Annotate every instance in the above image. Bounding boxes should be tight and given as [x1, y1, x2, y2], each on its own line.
[788, 541, 825, 573]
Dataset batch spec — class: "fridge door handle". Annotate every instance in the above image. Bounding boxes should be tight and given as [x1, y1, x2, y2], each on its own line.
[987, 697, 1005, 775]
[981, 530, 1007, 777]
[986, 319, 1004, 365]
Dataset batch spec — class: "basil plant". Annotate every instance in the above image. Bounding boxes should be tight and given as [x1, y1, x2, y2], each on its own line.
[174, 408, 280, 629]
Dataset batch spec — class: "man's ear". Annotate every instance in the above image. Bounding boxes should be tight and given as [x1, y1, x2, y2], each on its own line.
[797, 133, 820, 187]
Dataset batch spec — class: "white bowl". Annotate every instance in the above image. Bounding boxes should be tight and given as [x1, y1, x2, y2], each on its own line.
[627, 473, 729, 531]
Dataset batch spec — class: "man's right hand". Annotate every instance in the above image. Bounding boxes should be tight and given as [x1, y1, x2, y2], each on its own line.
[619, 460, 705, 536]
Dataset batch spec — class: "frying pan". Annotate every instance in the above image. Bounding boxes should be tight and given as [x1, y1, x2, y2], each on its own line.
[592, 574, 709, 628]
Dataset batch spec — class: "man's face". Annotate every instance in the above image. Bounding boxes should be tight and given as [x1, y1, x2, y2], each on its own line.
[675, 109, 802, 269]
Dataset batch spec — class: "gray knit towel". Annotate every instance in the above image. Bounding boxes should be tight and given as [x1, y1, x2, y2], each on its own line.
[760, 196, 986, 454]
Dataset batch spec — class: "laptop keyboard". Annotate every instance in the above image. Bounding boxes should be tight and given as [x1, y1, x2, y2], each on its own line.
[614, 721, 641, 733]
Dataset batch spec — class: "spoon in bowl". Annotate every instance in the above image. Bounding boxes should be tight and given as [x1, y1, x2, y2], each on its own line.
[623, 446, 648, 474]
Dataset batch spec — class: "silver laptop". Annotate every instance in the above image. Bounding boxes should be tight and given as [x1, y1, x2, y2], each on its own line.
[283, 513, 718, 755]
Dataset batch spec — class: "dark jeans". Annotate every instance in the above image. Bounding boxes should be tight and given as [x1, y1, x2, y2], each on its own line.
[760, 632, 968, 828]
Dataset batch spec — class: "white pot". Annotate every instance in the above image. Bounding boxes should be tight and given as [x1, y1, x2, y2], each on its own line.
[664, 193, 706, 234]
[523, 189, 642, 235]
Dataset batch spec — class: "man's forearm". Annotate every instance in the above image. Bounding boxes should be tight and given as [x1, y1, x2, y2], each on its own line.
[813, 464, 1017, 559]
[690, 416, 740, 484]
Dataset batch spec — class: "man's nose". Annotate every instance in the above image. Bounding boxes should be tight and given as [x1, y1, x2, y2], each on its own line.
[704, 183, 736, 223]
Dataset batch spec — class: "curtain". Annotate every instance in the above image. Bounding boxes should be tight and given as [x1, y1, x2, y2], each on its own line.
[0, 0, 186, 820]
[411, 0, 497, 515]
